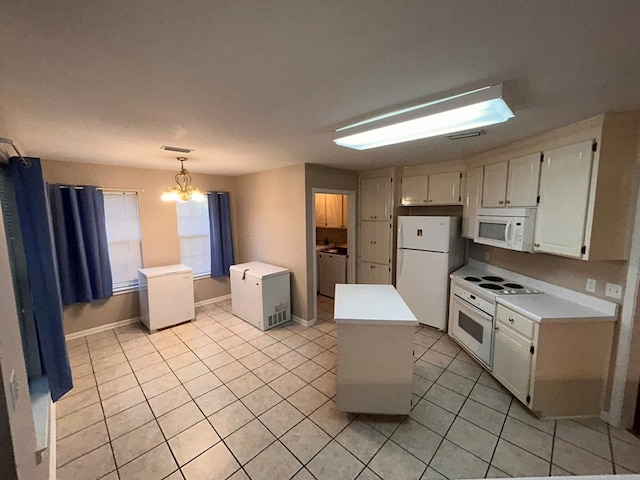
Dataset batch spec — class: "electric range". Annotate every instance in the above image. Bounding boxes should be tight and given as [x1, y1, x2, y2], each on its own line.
[448, 265, 542, 369]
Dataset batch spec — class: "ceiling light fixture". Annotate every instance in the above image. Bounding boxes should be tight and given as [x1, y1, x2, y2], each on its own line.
[160, 157, 205, 202]
[333, 83, 514, 150]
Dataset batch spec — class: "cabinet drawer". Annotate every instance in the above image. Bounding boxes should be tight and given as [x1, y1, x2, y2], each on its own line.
[496, 305, 535, 339]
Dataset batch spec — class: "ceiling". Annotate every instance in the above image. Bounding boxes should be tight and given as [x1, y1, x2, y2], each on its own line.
[2, 1, 640, 176]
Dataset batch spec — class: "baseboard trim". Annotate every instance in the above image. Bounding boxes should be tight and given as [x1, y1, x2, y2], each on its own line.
[49, 401, 56, 480]
[195, 294, 231, 307]
[293, 315, 316, 327]
[65, 317, 140, 341]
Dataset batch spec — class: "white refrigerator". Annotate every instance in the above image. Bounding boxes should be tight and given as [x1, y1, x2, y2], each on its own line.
[396, 216, 463, 330]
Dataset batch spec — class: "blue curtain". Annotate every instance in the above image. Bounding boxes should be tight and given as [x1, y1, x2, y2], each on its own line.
[209, 192, 235, 277]
[49, 184, 113, 305]
[6, 157, 72, 401]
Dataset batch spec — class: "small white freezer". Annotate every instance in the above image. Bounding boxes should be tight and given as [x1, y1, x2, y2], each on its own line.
[230, 261, 291, 330]
[138, 264, 195, 331]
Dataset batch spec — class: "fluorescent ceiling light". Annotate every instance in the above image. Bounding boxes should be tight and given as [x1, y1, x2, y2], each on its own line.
[333, 84, 514, 150]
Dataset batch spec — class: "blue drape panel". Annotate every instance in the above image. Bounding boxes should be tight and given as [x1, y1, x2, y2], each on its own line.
[48, 184, 113, 305]
[6, 157, 72, 401]
[208, 192, 235, 277]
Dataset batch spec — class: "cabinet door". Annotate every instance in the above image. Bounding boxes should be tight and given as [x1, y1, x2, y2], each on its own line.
[359, 222, 391, 264]
[315, 193, 326, 227]
[482, 161, 508, 207]
[325, 194, 343, 228]
[358, 261, 390, 284]
[360, 178, 376, 220]
[493, 322, 533, 405]
[506, 153, 541, 207]
[534, 140, 594, 258]
[462, 167, 483, 238]
[428, 171, 461, 205]
[373, 177, 392, 220]
[401, 175, 428, 206]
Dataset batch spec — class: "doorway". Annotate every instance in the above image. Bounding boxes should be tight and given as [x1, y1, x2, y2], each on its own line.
[312, 188, 356, 324]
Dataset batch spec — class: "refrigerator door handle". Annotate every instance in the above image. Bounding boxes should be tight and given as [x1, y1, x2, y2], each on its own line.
[398, 221, 403, 247]
[397, 248, 403, 275]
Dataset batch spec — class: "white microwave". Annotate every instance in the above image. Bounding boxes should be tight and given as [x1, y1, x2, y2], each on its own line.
[474, 208, 536, 252]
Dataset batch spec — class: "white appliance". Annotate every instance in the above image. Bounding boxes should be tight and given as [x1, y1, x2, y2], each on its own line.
[396, 216, 464, 330]
[318, 248, 347, 298]
[448, 265, 540, 369]
[474, 208, 536, 252]
[230, 261, 291, 330]
[138, 264, 195, 331]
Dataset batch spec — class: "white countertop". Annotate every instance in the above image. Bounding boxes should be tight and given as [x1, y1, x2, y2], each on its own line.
[497, 294, 617, 323]
[334, 284, 418, 326]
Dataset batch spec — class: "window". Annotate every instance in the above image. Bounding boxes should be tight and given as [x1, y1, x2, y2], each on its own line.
[103, 192, 143, 291]
[176, 200, 211, 276]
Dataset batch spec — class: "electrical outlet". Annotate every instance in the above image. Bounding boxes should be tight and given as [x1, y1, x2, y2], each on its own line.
[484, 252, 490, 261]
[586, 278, 596, 293]
[605, 283, 623, 300]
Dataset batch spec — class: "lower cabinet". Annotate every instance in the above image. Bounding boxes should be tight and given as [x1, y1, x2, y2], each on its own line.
[492, 313, 534, 407]
[492, 304, 615, 418]
[358, 261, 390, 284]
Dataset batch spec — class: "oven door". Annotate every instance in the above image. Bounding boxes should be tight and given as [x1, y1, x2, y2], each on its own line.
[450, 296, 495, 369]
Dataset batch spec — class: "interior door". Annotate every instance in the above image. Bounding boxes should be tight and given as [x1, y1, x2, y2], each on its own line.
[534, 140, 594, 258]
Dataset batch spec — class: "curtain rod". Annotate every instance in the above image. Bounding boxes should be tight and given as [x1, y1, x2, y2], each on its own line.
[55, 186, 144, 193]
[0, 137, 30, 167]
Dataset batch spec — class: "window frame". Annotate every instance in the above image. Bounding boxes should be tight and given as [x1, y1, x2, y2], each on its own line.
[175, 199, 211, 277]
[102, 191, 144, 293]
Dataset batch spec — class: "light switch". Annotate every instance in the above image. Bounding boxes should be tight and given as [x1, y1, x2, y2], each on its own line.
[586, 278, 596, 293]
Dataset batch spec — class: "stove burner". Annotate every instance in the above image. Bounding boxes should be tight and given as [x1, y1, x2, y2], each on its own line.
[504, 283, 523, 289]
[464, 276, 481, 282]
[479, 283, 504, 290]
[482, 275, 504, 282]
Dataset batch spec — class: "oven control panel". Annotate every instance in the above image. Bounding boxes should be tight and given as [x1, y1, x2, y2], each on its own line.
[453, 284, 495, 316]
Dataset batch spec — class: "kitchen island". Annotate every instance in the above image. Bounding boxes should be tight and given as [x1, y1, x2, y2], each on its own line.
[334, 284, 418, 414]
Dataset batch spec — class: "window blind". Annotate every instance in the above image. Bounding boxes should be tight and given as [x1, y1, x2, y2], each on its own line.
[103, 192, 143, 290]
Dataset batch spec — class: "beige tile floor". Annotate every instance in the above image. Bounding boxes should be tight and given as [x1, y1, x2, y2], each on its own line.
[57, 295, 640, 480]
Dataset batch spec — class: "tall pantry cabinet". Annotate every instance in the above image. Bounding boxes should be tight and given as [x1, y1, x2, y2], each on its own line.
[358, 175, 393, 284]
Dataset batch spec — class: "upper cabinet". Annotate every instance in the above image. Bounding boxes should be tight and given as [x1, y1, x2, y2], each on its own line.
[482, 162, 509, 207]
[534, 141, 594, 258]
[462, 166, 483, 239]
[482, 153, 540, 208]
[401, 175, 428, 205]
[361, 177, 392, 220]
[429, 172, 462, 205]
[401, 170, 462, 206]
[315, 193, 347, 228]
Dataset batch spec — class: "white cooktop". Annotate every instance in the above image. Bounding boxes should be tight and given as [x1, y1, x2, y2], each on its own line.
[455, 260, 618, 318]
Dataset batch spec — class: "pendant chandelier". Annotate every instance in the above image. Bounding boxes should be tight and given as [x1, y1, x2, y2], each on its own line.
[161, 157, 206, 202]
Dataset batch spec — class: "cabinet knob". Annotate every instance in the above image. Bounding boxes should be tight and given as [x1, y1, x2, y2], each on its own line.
[370, 265, 376, 269]
[508, 318, 514, 323]
[423, 199, 428, 203]
[495, 326, 499, 331]
[506, 200, 511, 204]
[428, 199, 433, 203]
[534, 243, 540, 247]
[499, 200, 504, 204]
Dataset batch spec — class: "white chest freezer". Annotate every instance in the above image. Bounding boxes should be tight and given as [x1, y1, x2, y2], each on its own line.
[230, 261, 291, 330]
[138, 264, 195, 331]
